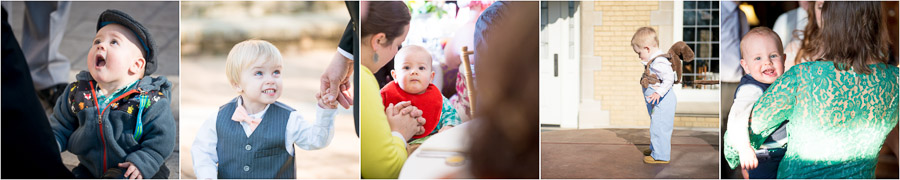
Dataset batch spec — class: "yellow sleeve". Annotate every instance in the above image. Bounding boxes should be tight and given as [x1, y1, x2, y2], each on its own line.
[360, 66, 408, 179]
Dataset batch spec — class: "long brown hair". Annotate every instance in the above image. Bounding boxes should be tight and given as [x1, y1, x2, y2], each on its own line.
[360, 1, 410, 46]
[795, 2, 820, 64]
[817, 1, 891, 74]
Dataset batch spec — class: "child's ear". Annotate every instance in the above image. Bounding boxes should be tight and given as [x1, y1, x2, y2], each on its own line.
[232, 83, 243, 93]
[390, 69, 397, 80]
[130, 57, 146, 75]
[739, 58, 750, 73]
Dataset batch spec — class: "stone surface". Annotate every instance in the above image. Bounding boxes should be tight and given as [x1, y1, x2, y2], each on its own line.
[541, 128, 719, 179]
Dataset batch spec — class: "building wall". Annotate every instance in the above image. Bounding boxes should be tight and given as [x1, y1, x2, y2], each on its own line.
[580, 1, 718, 129]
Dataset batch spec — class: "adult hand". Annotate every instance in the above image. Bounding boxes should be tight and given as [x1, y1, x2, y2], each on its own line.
[117, 162, 142, 180]
[320, 53, 354, 109]
[738, 145, 759, 170]
[386, 101, 425, 141]
[397, 102, 426, 135]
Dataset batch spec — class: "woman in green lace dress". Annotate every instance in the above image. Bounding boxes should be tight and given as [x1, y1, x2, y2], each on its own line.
[725, 1, 898, 178]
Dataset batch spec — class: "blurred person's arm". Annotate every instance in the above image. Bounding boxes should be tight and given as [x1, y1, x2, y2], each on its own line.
[320, 18, 357, 109]
[191, 113, 219, 179]
[360, 66, 408, 179]
[286, 108, 336, 152]
[321, 52, 354, 109]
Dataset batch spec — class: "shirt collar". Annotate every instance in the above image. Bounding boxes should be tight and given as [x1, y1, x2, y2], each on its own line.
[642, 50, 667, 65]
[96, 79, 140, 109]
[237, 96, 271, 119]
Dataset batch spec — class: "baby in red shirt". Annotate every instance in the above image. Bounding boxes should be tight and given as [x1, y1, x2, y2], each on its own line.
[380, 45, 443, 140]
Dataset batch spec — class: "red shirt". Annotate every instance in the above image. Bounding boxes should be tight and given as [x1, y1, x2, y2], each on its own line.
[380, 81, 443, 139]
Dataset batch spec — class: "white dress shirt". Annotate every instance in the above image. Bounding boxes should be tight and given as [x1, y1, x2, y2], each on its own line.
[642, 50, 676, 97]
[772, 7, 808, 49]
[191, 98, 337, 179]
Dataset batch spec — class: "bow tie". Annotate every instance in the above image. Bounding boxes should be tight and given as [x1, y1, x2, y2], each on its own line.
[232, 105, 262, 131]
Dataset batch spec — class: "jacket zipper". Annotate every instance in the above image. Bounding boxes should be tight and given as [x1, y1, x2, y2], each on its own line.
[89, 81, 139, 175]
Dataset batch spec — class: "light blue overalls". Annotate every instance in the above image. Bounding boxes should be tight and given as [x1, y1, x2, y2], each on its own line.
[643, 86, 676, 161]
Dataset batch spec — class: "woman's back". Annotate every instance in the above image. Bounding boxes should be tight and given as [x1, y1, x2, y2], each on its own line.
[751, 61, 899, 178]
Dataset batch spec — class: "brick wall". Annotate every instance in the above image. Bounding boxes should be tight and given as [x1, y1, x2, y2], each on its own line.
[590, 1, 719, 128]
[592, 1, 659, 127]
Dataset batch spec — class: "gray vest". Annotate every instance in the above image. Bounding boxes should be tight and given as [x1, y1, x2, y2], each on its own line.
[216, 97, 295, 179]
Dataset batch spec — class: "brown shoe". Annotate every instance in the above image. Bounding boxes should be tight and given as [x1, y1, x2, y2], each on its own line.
[642, 149, 652, 156]
[643, 156, 669, 164]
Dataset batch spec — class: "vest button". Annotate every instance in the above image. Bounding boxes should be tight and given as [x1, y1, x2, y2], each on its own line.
[243, 165, 250, 171]
[245, 144, 252, 151]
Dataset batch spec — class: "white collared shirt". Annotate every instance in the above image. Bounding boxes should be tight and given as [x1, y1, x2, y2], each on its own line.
[773, 7, 808, 49]
[191, 98, 337, 179]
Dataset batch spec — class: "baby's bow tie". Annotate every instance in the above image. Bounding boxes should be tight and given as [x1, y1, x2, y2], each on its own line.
[232, 105, 262, 131]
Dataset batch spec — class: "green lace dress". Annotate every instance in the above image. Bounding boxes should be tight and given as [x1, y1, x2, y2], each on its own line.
[724, 61, 899, 178]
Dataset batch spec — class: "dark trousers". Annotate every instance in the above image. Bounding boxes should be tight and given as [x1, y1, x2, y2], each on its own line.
[748, 147, 787, 179]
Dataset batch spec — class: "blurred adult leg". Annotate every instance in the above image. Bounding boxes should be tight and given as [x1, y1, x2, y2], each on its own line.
[22, 1, 71, 105]
[1, 7, 74, 178]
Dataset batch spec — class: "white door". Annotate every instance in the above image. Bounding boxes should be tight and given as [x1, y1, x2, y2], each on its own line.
[540, 1, 580, 127]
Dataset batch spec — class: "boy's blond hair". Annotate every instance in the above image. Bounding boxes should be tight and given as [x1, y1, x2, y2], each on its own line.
[740, 27, 784, 58]
[225, 40, 283, 85]
[631, 27, 659, 48]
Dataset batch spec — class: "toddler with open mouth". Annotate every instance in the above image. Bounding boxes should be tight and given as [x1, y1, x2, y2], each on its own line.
[49, 9, 176, 179]
[725, 26, 787, 179]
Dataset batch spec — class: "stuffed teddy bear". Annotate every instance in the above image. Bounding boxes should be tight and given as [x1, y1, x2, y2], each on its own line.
[640, 41, 695, 88]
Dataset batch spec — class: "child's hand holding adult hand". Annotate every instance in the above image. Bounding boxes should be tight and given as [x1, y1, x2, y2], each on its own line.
[117, 162, 142, 180]
[646, 92, 661, 104]
[738, 145, 758, 170]
[316, 88, 339, 109]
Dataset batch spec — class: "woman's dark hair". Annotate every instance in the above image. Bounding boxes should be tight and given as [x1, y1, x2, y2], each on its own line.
[361, 1, 411, 46]
[468, 2, 539, 179]
[795, 1, 821, 64]
[818, 1, 891, 74]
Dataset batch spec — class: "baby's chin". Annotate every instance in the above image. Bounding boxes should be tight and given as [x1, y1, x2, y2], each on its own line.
[88, 70, 118, 84]
[401, 85, 428, 94]
[752, 74, 778, 84]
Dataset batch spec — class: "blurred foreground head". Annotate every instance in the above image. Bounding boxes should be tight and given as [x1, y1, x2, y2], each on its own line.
[469, 1, 539, 178]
